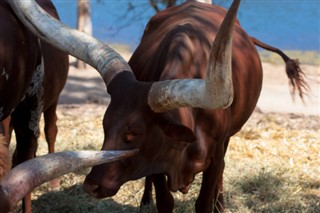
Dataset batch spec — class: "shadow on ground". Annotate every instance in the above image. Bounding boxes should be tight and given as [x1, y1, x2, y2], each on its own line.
[26, 171, 320, 213]
[225, 170, 320, 212]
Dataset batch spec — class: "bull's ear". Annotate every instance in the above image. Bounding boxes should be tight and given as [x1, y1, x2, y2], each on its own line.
[162, 123, 196, 143]
[157, 114, 196, 143]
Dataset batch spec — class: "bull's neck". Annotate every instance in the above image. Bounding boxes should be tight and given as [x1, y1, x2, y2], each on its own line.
[150, 135, 208, 192]
[150, 120, 209, 189]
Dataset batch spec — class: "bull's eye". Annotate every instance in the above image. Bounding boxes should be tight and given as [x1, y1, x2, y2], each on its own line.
[123, 132, 141, 143]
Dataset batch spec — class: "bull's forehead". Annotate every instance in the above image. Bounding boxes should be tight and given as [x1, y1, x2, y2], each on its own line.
[105, 103, 150, 127]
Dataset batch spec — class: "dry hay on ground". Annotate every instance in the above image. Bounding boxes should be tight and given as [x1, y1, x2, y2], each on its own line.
[9, 104, 319, 213]
[0, 135, 11, 181]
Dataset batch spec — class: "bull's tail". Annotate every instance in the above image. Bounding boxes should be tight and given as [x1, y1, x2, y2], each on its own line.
[251, 37, 309, 101]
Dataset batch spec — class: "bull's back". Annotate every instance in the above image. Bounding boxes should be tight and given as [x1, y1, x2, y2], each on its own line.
[130, 1, 263, 135]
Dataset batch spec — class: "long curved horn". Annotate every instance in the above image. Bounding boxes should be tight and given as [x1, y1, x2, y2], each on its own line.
[9, 0, 132, 86]
[148, 0, 240, 112]
[10, 0, 238, 113]
[0, 150, 138, 212]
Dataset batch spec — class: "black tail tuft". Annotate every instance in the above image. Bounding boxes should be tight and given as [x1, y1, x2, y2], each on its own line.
[285, 58, 309, 101]
[251, 37, 309, 101]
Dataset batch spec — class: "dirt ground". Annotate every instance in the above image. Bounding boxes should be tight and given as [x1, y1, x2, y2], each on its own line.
[58, 56, 319, 116]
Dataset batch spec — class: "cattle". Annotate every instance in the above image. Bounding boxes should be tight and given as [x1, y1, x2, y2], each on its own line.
[8, 0, 307, 213]
[84, 1, 307, 213]
[0, 0, 68, 212]
[1, 0, 39, 183]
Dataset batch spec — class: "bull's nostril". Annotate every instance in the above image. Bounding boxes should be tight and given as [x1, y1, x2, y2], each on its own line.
[92, 185, 100, 194]
[83, 181, 99, 197]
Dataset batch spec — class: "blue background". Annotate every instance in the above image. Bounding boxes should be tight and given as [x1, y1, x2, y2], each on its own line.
[52, 0, 320, 51]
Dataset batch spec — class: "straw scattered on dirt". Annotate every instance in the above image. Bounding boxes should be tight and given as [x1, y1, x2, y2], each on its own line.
[8, 52, 320, 212]
[8, 104, 319, 213]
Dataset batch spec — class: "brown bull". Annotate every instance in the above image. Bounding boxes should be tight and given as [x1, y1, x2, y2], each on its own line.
[84, 1, 307, 213]
[8, 0, 307, 212]
[0, 0, 68, 212]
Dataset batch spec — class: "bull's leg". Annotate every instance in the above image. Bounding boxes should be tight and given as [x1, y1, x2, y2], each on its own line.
[141, 174, 174, 213]
[213, 137, 231, 210]
[11, 101, 41, 213]
[1, 116, 13, 146]
[195, 140, 227, 213]
[11, 61, 44, 213]
[140, 176, 154, 208]
[213, 161, 226, 212]
[153, 174, 174, 213]
[44, 104, 58, 154]
[11, 101, 41, 166]
[43, 103, 60, 189]
[0, 122, 11, 181]
[195, 160, 225, 213]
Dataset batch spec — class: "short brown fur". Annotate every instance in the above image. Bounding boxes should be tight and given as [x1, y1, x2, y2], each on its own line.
[83, 1, 307, 213]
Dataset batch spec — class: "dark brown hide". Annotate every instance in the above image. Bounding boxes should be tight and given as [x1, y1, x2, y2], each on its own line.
[0, 0, 68, 212]
[0, 1, 40, 188]
[0, 2, 39, 121]
[83, 1, 306, 213]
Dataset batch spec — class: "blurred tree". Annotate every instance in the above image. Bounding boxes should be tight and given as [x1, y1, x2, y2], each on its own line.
[76, 0, 92, 69]
[196, 0, 212, 4]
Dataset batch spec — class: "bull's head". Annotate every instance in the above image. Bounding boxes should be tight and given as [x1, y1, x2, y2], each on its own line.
[9, 0, 239, 198]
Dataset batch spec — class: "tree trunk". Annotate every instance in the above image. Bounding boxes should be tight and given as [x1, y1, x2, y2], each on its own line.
[196, 0, 212, 4]
[76, 0, 92, 69]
